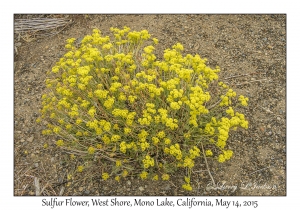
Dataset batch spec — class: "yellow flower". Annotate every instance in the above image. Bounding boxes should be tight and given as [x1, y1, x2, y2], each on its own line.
[140, 171, 148, 179]
[115, 176, 120, 182]
[122, 169, 128, 177]
[172, 43, 184, 51]
[116, 160, 122, 167]
[218, 154, 226, 163]
[152, 137, 160, 145]
[238, 95, 249, 106]
[162, 174, 170, 181]
[77, 165, 84, 172]
[56, 140, 64, 147]
[102, 172, 110, 180]
[142, 155, 155, 168]
[157, 131, 165, 139]
[153, 38, 159, 44]
[152, 174, 159, 181]
[184, 176, 190, 184]
[226, 107, 235, 117]
[182, 183, 192, 191]
[164, 138, 171, 145]
[205, 149, 213, 157]
[67, 174, 72, 180]
[88, 146, 95, 155]
[88, 107, 96, 118]
[124, 127, 132, 134]
[70, 154, 76, 160]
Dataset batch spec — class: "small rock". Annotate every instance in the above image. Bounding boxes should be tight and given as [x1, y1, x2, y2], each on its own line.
[34, 163, 39, 168]
[139, 187, 144, 191]
[127, 181, 131, 185]
[27, 136, 34, 142]
[79, 187, 84, 192]
[259, 126, 265, 132]
[164, 184, 171, 191]
[51, 157, 55, 163]
[20, 139, 25, 143]
[84, 190, 90, 195]
[127, 188, 131, 191]
[275, 144, 280, 150]
[277, 117, 281, 121]
[267, 124, 271, 129]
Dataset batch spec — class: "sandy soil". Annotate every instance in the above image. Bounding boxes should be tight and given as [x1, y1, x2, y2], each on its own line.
[14, 14, 286, 196]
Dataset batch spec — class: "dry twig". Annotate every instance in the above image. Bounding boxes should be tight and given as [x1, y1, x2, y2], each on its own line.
[14, 18, 72, 41]
[200, 143, 216, 187]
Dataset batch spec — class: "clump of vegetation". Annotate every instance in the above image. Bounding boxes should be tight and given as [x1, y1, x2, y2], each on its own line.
[37, 26, 249, 191]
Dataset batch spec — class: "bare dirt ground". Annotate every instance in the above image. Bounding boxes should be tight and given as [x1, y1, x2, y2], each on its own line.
[14, 14, 286, 196]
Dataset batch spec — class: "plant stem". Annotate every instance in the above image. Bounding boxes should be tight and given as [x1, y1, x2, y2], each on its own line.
[201, 142, 216, 187]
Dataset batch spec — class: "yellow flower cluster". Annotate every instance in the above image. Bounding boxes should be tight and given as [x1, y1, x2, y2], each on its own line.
[218, 150, 233, 163]
[102, 172, 110, 180]
[140, 171, 148, 179]
[165, 143, 182, 160]
[239, 95, 249, 106]
[161, 174, 170, 181]
[39, 27, 249, 192]
[182, 176, 192, 191]
[142, 155, 155, 168]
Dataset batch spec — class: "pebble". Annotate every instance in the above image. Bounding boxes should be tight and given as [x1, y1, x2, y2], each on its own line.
[20, 139, 25, 143]
[27, 136, 34, 142]
[34, 163, 39, 168]
[267, 124, 271, 129]
[164, 184, 171, 191]
[138, 187, 144, 191]
[79, 187, 84, 192]
[277, 117, 281, 120]
[127, 181, 131, 185]
[275, 144, 280, 150]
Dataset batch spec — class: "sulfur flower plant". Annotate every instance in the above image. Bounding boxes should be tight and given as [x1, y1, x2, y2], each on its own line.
[38, 26, 249, 191]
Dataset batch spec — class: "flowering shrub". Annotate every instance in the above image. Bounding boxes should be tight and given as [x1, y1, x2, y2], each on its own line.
[38, 26, 249, 191]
